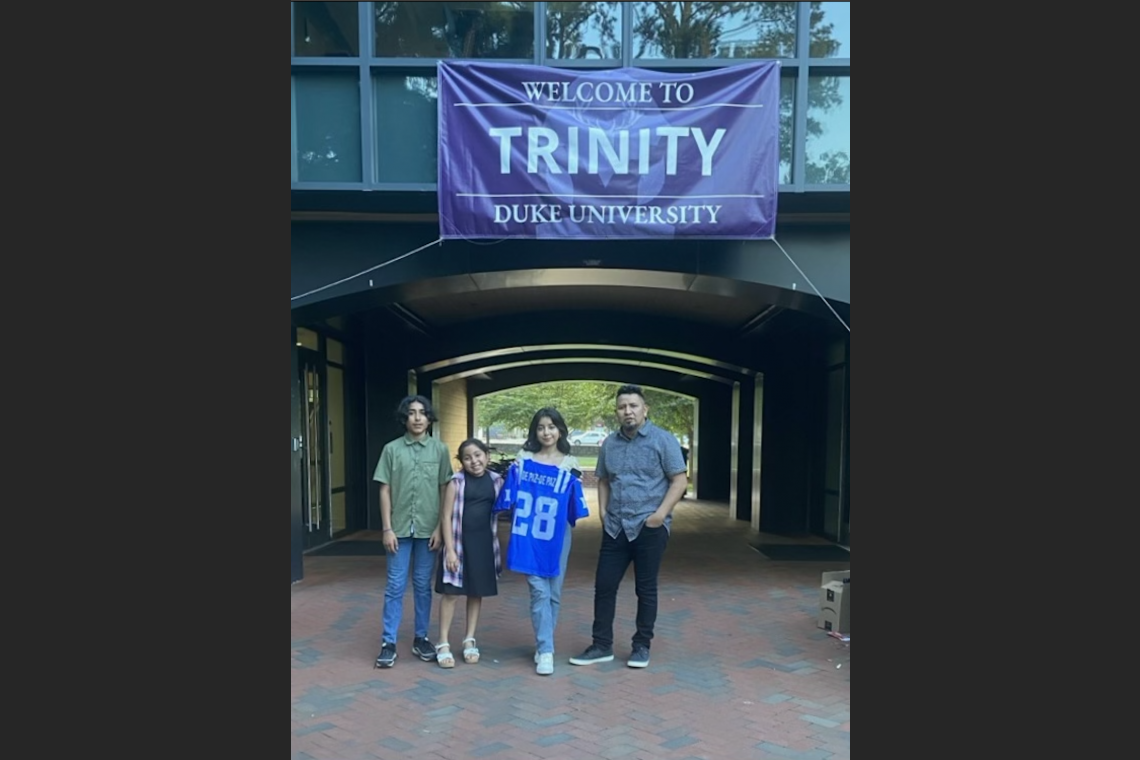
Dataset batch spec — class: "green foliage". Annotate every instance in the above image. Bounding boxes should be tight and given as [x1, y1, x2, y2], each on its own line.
[475, 380, 694, 443]
[546, 2, 622, 59]
[629, 2, 847, 182]
[633, 1, 798, 59]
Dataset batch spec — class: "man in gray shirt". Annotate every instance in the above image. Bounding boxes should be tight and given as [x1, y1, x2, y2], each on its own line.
[570, 385, 688, 669]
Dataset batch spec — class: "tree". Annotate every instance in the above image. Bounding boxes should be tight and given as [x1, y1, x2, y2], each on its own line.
[807, 3, 842, 57]
[805, 150, 849, 184]
[475, 380, 694, 445]
[638, 387, 694, 447]
[800, 69, 848, 184]
[632, 2, 799, 59]
[546, 2, 622, 59]
[374, 2, 535, 58]
[477, 381, 613, 434]
[628, 2, 848, 183]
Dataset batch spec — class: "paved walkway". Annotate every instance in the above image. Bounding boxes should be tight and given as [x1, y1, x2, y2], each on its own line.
[291, 495, 851, 759]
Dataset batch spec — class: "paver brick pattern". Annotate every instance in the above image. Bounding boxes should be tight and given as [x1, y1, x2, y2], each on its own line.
[292, 494, 850, 759]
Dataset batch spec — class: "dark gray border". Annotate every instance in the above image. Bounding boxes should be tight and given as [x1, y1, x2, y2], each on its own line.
[358, 1, 374, 185]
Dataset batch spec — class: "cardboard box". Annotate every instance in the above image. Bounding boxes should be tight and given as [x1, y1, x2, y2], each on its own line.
[821, 569, 850, 586]
[817, 580, 850, 633]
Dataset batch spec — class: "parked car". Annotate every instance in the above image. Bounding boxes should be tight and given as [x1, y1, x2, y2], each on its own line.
[570, 429, 609, 445]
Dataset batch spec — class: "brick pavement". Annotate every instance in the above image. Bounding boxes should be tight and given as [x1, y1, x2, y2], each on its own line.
[292, 495, 851, 760]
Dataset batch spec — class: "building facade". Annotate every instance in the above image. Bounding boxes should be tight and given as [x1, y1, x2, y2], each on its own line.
[290, 2, 851, 583]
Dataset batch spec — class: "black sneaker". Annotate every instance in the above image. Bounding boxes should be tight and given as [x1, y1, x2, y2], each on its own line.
[569, 644, 614, 665]
[627, 645, 650, 668]
[375, 641, 397, 668]
[412, 636, 437, 662]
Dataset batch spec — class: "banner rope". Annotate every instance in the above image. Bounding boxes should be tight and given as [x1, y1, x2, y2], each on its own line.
[770, 237, 850, 333]
[290, 237, 443, 302]
[290, 233, 849, 337]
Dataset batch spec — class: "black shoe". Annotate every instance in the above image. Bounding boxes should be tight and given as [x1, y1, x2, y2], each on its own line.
[412, 636, 437, 662]
[627, 644, 650, 668]
[569, 644, 614, 665]
[375, 641, 397, 668]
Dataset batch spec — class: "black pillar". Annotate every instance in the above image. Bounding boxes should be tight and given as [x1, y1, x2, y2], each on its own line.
[290, 325, 304, 583]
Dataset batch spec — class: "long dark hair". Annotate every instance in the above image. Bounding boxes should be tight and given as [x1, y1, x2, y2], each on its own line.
[523, 407, 571, 454]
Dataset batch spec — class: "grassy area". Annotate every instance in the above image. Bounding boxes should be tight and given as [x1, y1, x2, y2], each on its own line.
[575, 456, 597, 469]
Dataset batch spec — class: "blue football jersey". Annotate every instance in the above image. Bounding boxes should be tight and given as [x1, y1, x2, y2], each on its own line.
[493, 458, 590, 578]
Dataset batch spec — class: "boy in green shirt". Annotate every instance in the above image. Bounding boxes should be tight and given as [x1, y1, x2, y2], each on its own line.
[373, 395, 455, 668]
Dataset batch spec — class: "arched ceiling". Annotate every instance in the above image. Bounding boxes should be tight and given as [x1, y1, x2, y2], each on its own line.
[298, 273, 848, 374]
[292, 218, 850, 381]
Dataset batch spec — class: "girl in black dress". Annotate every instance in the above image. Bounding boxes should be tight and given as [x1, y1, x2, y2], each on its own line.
[434, 438, 503, 667]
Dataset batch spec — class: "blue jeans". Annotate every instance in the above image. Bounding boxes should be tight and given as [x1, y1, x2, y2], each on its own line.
[381, 537, 436, 644]
[528, 529, 573, 655]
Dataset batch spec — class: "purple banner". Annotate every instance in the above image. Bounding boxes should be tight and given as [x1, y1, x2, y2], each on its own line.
[437, 61, 780, 240]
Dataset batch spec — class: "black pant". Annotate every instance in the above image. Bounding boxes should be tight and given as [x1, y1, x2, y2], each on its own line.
[591, 524, 669, 650]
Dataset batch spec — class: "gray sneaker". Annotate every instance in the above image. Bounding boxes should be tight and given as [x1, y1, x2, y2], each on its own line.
[627, 645, 650, 668]
[569, 644, 614, 665]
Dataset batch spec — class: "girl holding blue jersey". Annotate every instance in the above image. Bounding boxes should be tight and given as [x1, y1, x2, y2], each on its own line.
[495, 407, 589, 675]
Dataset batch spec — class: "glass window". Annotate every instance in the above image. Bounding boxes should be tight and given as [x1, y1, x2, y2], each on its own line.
[293, 73, 362, 183]
[806, 75, 849, 184]
[779, 75, 794, 185]
[810, 2, 850, 58]
[632, 2, 797, 60]
[293, 2, 360, 57]
[374, 2, 535, 59]
[327, 338, 344, 364]
[374, 76, 438, 183]
[296, 327, 320, 350]
[545, 2, 622, 60]
[328, 365, 346, 492]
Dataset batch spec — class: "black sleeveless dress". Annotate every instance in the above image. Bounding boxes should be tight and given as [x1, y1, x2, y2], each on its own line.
[435, 472, 498, 597]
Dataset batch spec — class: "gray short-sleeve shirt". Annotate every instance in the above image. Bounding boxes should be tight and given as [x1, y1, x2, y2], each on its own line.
[594, 420, 687, 541]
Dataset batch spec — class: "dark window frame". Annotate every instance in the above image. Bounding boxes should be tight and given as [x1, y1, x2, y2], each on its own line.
[290, 2, 850, 193]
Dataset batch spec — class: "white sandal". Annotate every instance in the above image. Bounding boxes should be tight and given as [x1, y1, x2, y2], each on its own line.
[462, 637, 480, 664]
[435, 642, 455, 669]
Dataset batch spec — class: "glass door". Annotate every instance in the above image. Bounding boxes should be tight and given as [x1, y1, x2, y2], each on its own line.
[299, 349, 331, 549]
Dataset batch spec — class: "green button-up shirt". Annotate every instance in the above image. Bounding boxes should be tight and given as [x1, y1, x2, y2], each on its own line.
[373, 433, 454, 538]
